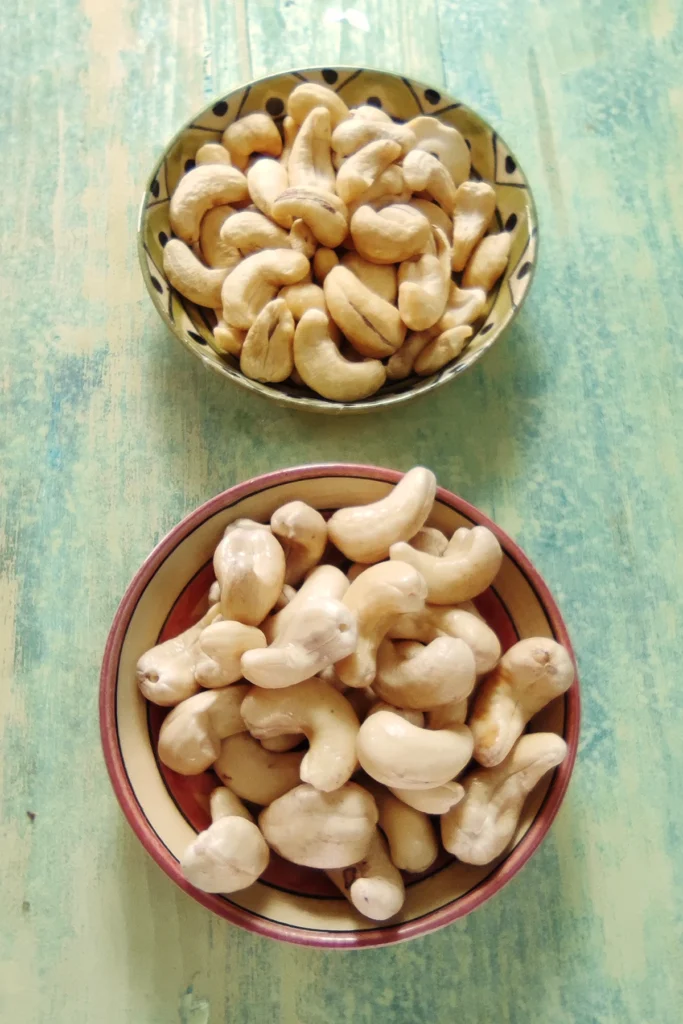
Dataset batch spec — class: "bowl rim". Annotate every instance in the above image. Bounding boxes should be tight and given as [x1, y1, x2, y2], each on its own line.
[100, 464, 579, 948]
[137, 65, 539, 414]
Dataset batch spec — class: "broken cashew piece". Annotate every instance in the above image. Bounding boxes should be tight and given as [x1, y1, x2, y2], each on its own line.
[215, 732, 304, 805]
[286, 83, 350, 128]
[340, 253, 397, 304]
[357, 709, 473, 789]
[293, 309, 387, 402]
[350, 204, 432, 265]
[169, 164, 249, 244]
[324, 265, 405, 358]
[390, 602, 501, 675]
[220, 209, 290, 253]
[194, 620, 267, 687]
[136, 605, 219, 706]
[240, 298, 295, 383]
[181, 787, 269, 893]
[469, 637, 575, 767]
[336, 138, 402, 205]
[221, 249, 309, 330]
[413, 326, 473, 375]
[326, 830, 405, 921]
[241, 678, 360, 791]
[213, 523, 286, 626]
[407, 115, 471, 186]
[163, 239, 228, 308]
[441, 732, 568, 864]
[462, 232, 512, 291]
[287, 106, 336, 192]
[270, 501, 328, 585]
[222, 112, 283, 170]
[246, 158, 289, 220]
[157, 684, 249, 775]
[328, 466, 437, 563]
[366, 781, 439, 873]
[390, 782, 464, 815]
[390, 524, 503, 605]
[402, 149, 457, 215]
[373, 636, 476, 710]
[451, 181, 497, 271]
[271, 186, 348, 248]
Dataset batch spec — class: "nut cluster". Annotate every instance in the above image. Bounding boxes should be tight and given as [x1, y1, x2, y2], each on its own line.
[137, 469, 573, 922]
[163, 84, 512, 401]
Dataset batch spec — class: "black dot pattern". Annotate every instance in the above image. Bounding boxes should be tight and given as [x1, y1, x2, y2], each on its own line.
[322, 69, 338, 84]
[184, 158, 196, 173]
[150, 276, 163, 294]
[517, 261, 533, 279]
[505, 155, 517, 174]
[188, 330, 207, 346]
[424, 88, 440, 105]
[480, 322, 494, 335]
[158, 231, 168, 247]
[366, 96, 382, 108]
[212, 100, 228, 117]
[505, 213, 518, 232]
[150, 179, 160, 198]
[265, 96, 284, 116]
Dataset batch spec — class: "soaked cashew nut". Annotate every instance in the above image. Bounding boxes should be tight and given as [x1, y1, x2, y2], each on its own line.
[373, 636, 476, 710]
[279, 115, 298, 169]
[163, 239, 229, 308]
[286, 82, 350, 128]
[169, 165, 249, 244]
[221, 249, 309, 329]
[402, 149, 457, 215]
[331, 117, 415, 158]
[213, 319, 245, 356]
[357, 709, 473, 789]
[181, 787, 269, 893]
[194, 620, 267, 687]
[397, 227, 451, 331]
[340, 253, 397, 304]
[366, 781, 439, 873]
[390, 602, 501, 675]
[289, 218, 318, 257]
[336, 139, 402, 205]
[293, 309, 387, 402]
[350, 204, 432, 264]
[407, 115, 470, 186]
[246, 158, 289, 220]
[441, 732, 568, 864]
[389, 782, 464, 815]
[469, 637, 575, 767]
[451, 181, 497, 271]
[157, 684, 249, 774]
[271, 186, 348, 247]
[195, 142, 232, 166]
[324, 265, 405, 358]
[242, 678, 360, 791]
[390, 524, 503, 605]
[414, 326, 473, 375]
[328, 466, 437, 563]
[313, 247, 339, 283]
[279, 280, 327, 321]
[220, 209, 290, 253]
[213, 523, 286, 626]
[462, 232, 512, 291]
[215, 732, 304, 804]
[335, 562, 428, 688]
[199, 206, 241, 269]
[270, 501, 328, 585]
[326, 831, 405, 921]
[265, 563, 349, 643]
[240, 297, 295, 383]
[287, 106, 336, 192]
[259, 782, 377, 869]
[136, 605, 219, 706]
[222, 112, 283, 170]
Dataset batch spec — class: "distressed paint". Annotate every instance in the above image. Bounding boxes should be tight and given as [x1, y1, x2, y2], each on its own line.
[0, 0, 681, 1021]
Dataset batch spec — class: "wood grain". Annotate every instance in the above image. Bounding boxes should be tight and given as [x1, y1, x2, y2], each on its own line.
[1, 0, 682, 1020]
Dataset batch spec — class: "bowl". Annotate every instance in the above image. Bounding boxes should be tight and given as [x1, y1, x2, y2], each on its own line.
[100, 465, 579, 948]
[138, 67, 538, 414]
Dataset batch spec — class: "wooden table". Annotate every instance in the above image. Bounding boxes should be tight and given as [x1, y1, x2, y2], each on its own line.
[2, 1, 682, 1021]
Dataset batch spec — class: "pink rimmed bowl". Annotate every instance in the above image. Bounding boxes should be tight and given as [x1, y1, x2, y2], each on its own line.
[100, 465, 580, 948]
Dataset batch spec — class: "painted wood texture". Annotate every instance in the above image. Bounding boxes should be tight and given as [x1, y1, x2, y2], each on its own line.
[1, 1, 681, 1021]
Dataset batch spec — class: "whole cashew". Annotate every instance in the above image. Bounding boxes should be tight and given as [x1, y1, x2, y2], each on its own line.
[195, 142, 233, 166]
[346, 165, 407, 217]
[357, 709, 473, 789]
[324, 266, 405, 358]
[373, 636, 476, 710]
[340, 252, 397, 304]
[326, 830, 405, 921]
[136, 604, 219, 706]
[409, 198, 453, 238]
[366, 702, 425, 727]
[220, 209, 290, 253]
[221, 249, 309, 329]
[157, 684, 249, 774]
[389, 781, 464, 815]
[389, 602, 501, 675]
[331, 117, 416, 158]
[313, 247, 339, 283]
[241, 677, 360, 791]
[286, 83, 350, 128]
[199, 206, 241, 269]
[402, 149, 457, 215]
[239, 297, 295, 383]
[213, 319, 245, 356]
[328, 466, 437, 563]
[462, 232, 512, 291]
[397, 227, 451, 331]
[162, 239, 229, 308]
[213, 523, 286, 626]
[279, 280, 327, 321]
[390, 524, 503, 604]
[441, 732, 568, 864]
[270, 501, 328, 584]
[407, 116, 470, 186]
[336, 139, 402, 205]
[265, 563, 349, 643]
[351, 105, 393, 123]
[350, 203, 432, 264]
[169, 165, 249, 244]
[451, 181, 497, 271]
[410, 526, 449, 556]
[428, 697, 469, 729]
[279, 115, 298, 169]
[180, 786, 269, 893]
[241, 596, 357, 689]
[287, 106, 336, 192]
[289, 218, 318, 257]
[386, 329, 433, 380]
[222, 112, 283, 170]
[437, 282, 488, 331]
[335, 561, 428, 688]
[366, 780, 439, 873]
[414, 326, 473, 375]
[215, 732, 304, 804]
[293, 309, 387, 401]
[246, 158, 289, 220]
[469, 637, 575, 767]
[194, 620, 267, 687]
[259, 782, 377, 869]
[271, 186, 348, 248]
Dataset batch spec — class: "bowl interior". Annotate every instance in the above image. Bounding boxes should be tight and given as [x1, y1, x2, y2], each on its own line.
[139, 67, 538, 412]
[105, 469, 576, 947]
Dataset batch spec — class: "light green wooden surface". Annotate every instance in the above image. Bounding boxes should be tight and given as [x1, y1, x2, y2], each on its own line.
[1, 1, 682, 1021]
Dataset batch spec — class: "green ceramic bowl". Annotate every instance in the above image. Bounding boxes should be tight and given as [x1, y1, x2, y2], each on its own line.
[138, 67, 538, 414]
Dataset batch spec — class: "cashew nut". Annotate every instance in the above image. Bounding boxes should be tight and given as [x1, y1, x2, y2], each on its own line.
[441, 732, 568, 864]
[241, 677, 360, 791]
[287, 106, 336, 192]
[220, 209, 290, 253]
[215, 732, 304, 804]
[469, 637, 575, 767]
[407, 116, 470, 186]
[437, 282, 487, 330]
[390, 602, 501, 675]
[397, 227, 451, 331]
[222, 112, 283, 170]
[326, 830, 405, 921]
[279, 115, 298, 169]
[335, 562, 428, 688]
[136, 605, 219, 706]
[389, 782, 464, 815]
[351, 105, 392, 123]
[240, 297, 295, 383]
[312, 247, 339, 283]
[328, 466, 437, 563]
[350, 204, 431, 264]
[462, 232, 512, 291]
[194, 620, 267, 687]
[451, 181, 497, 271]
[286, 83, 350, 128]
[289, 218, 318, 257]
[386, 330, 433, 380]
[428, 697, 469, 729]
[199, 206, 241, 269]
[390, 524, 503, 605]
[402, 149, 457, 215]
[366, 781, 439, 873]
[157, 684, 249, 774]
[271, 186, 348, 248]
[340, 252, 397, 304]
[279, 280, 326, 321]
[323, 265, 405, 358]
[357, 709, 473, 789]
[414, 326, 473, 375]
[346, 165, 407, 217]
[246, 158, 289, 220]
[162, 239, 229, 308]
[169, 165, 249, 244]
[409, 198, 453, 238]
[293, 309, 387, 402]
[195, 142, 232, 166]
[265, 563, 349, 643]
[373, 636, 476, 710]
[180, 787, 269, 893]
[213, 319, 245, 356]
[221, 249, 309, 329]
[331, 117, 416, 158]
[270, 501, 328, 585]
[410, 526, 449, 556]
[259, 782, 377, 869]
[213, 523, 286, 626]
[336, 139, 402, 205]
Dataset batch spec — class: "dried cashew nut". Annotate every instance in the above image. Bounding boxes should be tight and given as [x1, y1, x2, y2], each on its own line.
[136, 605, 219, 706]
[346, 165, 407, 216]
[469, 637, 575, 767]
[351, 105, 392, 123]
[157, 684, 249, 774]
[390, 602, 501, 675]
[279, 115, 298, 169]
[293, 309, 386, 402]
[366, 780, 439, 873]
[313, 247, 339, 283]
[340, 252, 397, 304]
[241, 678, 360, 791]
[397, 226, 451, 331]
[271, 186, 348, 247]
[357, 709, 473, 789]
[350, 203, 431, 264]
[270, 501, 328, 585]
[194, 620, 267, 687]
[409, 198, 453, 238]
[328, 466, 437, 563]
[451, 181, 497, 271]
[181, 787, 269, 893]
[221, 248, 309, 329]
[215, 732, 304, 804]
[336, 139, 402, 205]
[222, 112, 283, 170]
[402, 149, 457, 215]
[287, 106, 336, 192]
[289, 218, 318, 257]
[437, 282, 488, 330]
[413, 326, 473, 375]
[323, 265, 405, 358]
[246, 158, 289, 220]
[240, 297, 295, 383]
[389, 782, 464, 815]
[163, 239, 229, 307]
[386, 329, 433, 380]
[441, 732, 568, 864]
[213, 523, 286, 626]
[407, 115, 470, 186]
[169, 165, 249, 244]
[331, 117, 416, 158]
[199, 206, 241, 269]
[390, 524, 502, 605]
[326, 830, 405, 921]
[286, 82, 350, 128]
[265, 563, 349, 643]
[195, 142, 233, 166]
[373, 636, 476, 710]
[462, 232, 512, 291]
[279, 280, 327, 320]
[220, 209, 290, 253]
[213, 319, 245, 356]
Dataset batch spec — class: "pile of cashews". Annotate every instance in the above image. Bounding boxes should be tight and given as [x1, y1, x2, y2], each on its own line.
[163, 83, 512, 401]
[137, 468, 573, 921]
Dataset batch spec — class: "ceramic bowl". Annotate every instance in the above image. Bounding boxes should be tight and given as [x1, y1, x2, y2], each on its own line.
[138, 67, 538, 414]
[100, 465, 579, 948]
